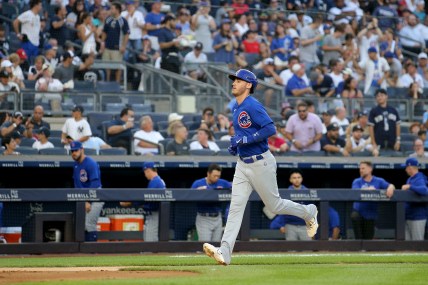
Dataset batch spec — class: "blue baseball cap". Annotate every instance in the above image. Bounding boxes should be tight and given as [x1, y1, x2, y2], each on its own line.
[70, 141, 83, 151]
[402, 157, 419, 167]
[143, 161, 155, 170]
[368, 47, 377, 53]
[384, 51, 394, 58]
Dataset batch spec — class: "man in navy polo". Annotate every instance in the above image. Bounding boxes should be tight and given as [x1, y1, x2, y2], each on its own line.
[285, 63, 315, 97]
[101, 2, 130, 83]
[158, 14, 181, 74]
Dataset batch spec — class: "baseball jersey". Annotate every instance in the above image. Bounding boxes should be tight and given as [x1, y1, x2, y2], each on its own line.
[191, 178, 232, 214]
[62, 118, 92, 141]
[352, 176, 390, 220]
[73, 156, 102, 189]
[368, 105, 400, 147]
[103, 16, 130, 50]
[404, 172, 428, 220]
[231, 96, 272, 157]
[143, 175, 166, 212]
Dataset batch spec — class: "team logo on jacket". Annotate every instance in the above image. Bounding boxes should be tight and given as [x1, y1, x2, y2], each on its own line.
[80, 169, 88, 183]
[238, 111, 252, 128]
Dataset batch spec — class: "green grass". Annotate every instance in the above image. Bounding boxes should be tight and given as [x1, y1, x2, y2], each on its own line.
[2, 253, 428, 285]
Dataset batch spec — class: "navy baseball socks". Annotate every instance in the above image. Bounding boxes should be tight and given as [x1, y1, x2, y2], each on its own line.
[306, 204, 319, 238]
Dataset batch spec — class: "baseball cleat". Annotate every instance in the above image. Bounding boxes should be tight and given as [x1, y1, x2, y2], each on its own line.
[203, 243, 227, 266]
[306, 206, 319, 238]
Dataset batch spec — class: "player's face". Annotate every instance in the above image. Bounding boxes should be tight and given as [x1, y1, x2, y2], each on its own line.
[289, 173, 303, 188]
[231, 79, 251, 97]
[207, 170, 221, 184]
[71, 149, 83, 162]
[297, 107, 308, 120]
[359, 163, 372, 178]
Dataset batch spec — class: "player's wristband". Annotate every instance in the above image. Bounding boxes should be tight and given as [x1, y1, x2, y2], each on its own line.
[12, 123, 17, 128]
[122, 124, 127, 130]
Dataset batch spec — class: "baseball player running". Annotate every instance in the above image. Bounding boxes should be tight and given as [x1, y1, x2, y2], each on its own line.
[70, 141, 104, 242]
[203, 69, 318, 265]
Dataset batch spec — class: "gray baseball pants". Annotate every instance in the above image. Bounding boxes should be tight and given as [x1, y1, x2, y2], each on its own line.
[85, 202, 105, 232]
[196, 213, 223, 242]
[144, 211, 159, 242]
[405, 219, 427, 241]
[220, 150, 316, 263]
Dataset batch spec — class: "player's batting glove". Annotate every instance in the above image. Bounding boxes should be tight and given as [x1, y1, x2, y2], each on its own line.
[228, 146, 237, 156]
[230, 135, 255, 148]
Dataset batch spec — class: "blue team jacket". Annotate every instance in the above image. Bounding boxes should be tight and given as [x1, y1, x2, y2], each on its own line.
[405, 172, 428, 221]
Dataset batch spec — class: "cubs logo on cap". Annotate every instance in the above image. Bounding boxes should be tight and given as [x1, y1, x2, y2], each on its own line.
[70, 141, 83, 151]
[238, 111, 251, 128]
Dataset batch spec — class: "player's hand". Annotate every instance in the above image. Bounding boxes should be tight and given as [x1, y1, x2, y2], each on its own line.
[402, 184, 410, 191]
[280, 226, 286, 234]
[386, 187, 394, 198]
[228, 145, 237, 156]
[230, 135, 244, 148]
[293, 141, 303, 150]
[394, 141, 400, 151]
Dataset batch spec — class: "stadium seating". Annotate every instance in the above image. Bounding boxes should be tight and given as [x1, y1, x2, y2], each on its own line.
[189, 149, 217, 156]
[99, 148, 127, 155]
[39, 147, 68, 155]
[16, 147, 39, 155]
[20, 138, 36, 147]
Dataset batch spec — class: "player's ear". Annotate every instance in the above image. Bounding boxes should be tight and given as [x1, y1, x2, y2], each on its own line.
[246, 82, 252, 91]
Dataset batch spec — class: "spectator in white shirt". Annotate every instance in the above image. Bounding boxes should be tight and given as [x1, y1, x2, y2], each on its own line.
[399, 14, 425, 56]
[330, 106, 349, 136]
[190, 128, 220, 151]
[184, 42, 208, 81]
[133, 115, 165, 155]
[121, 1, 145, 63]
[32, 127, 54, 150]
[398, 61, 424, 88]
[409, 138, 428, 158]
[345, 124, 378, 156]
[61, 105, 92, 148]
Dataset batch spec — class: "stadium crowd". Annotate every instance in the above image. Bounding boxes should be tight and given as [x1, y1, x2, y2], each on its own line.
[0, 0, 428, 157]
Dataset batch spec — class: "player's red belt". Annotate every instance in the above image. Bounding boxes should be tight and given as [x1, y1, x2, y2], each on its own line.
[239, 154, 264, 164]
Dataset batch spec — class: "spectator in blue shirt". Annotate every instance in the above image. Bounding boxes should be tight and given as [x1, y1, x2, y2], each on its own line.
[401, 157, 428, 240]
[144, 0, 165, 37]
[191, 163, 232, 242]
[351, 161, 395, 239]
[212, 18, 238, 68]
[285, 63, 314, 97]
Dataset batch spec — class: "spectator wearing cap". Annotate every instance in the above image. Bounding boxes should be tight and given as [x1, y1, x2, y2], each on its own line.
[299, 14, 323, 73]
[384, 51, 402, 87]
[321, 122, 349, 156]
[346, 110, 370, 138]
[184, 42, 208, 81]
[398, 61, 424, 90]
[32, 127, 54, 150]
[285, 101, 323, 153]
[41, 45, 58, 70]
[61, 105, 92, 147]
[401, 157, 428, 241]
[279, 56, 309, 87]
[212, 18, 238, 68]
[106, 107, 135, 154]
[0, 111, 33, 139]
[166, 112, 184, 137]
[254, 57, 283, 107]
[120, 161, 166, 241]
[409, 138, 428, 158]
[379, 28, 402, 60]
[321, 24, 345, 66]
[1, 136, 20, 155]
[285, 63, 314, 97]
[321, 109, 335, 134]
[101, 2, 130, 83]
[356, 18, 382, 64]
[310, 64, 335, 103]
[191, 2, 216, 53]
[121, 1, 145, 63]
[345, 124, 377, 156]
[29, 105, 50, 132]
[158, 14, 182, 74]
[368, 88, 401, 152]
[0, 69, 20, 110]
[27, 55, 45, 80]
[35, 64, 63, 112]
[417, 52, 428, 80]
[399, 14, 425, 57]
[133, 115, 165, 155]
[354, 47, 390, 96]
[138, 35, 160, 64]
[13, 0, 43, 61]
[144, 0, 165, 38]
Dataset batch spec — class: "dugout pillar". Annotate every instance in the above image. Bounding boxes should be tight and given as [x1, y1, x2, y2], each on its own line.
[395, 202, 406, 240]
[75, 202, 86, 242]
[159, 202, 170, 241]
[319, 201, 329, 240]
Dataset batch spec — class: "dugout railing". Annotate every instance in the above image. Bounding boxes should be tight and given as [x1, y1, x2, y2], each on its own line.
[0, 188, 427, 255]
